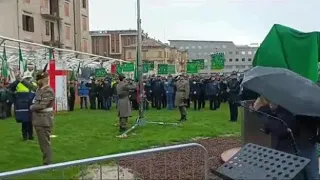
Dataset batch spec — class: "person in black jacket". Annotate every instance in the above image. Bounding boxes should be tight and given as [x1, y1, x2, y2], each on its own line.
[198, 79, 206, 109]
[227, 73, 240, 122]
[190, 77, 201, 110]
[101, 80, 112, 110]
[144, 80, 152, 110]
[96, 80, 104, 109]
[86, 77, 98, 110]
[153, 77, 164, 110]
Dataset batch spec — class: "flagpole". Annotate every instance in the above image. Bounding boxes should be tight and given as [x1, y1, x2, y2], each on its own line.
[137, 0, 144, 119]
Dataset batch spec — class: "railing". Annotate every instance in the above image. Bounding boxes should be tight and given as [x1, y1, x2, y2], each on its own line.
[0, 143, 209, 180]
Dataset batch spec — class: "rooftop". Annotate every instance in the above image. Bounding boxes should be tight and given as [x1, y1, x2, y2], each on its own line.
[169, 39, 234, 44]
[89, 29, 147, 36]
[125, 38, 171, 48]
[125, 38, 187, 52]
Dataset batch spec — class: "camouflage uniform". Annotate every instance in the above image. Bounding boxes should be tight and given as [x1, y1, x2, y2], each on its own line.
[21, 71, 55, 165]
[116, 77, 136, 132]
[174, 75, 190, 121]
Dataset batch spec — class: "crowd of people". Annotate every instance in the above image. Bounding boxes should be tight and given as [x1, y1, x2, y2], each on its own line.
[67, 72, 255, 123]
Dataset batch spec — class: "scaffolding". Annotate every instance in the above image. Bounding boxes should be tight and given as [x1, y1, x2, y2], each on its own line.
[0, 35, 129, 79]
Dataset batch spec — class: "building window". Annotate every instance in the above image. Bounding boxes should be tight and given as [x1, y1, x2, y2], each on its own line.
[22, 15, 34, 32]
[65, 25, 70, 40]
[198, 46, 202, 49]
[64, 2, 70, 17]
[229, 59, 233, 62]
[24, 0, 30, 3]
[191, 46, 195, 49]
[242, 58, 245, 62]
[235, 51, 239, 55]
[127, 38, 130, 45]
[41, 0, 49, 9]
[248, 58, 252, 61]
[111, 47, 115, 53]
[128, 51, 132, 59]
[222, 45, 226, 48]
[185, 46, 189, 49]
[82, 0, 87, 8]
[229, 51, 232, 54]
[248, 51, 252, 55]
[241, 51, 245, 55]
[158, 51, 162, 58]
[143, 52, 147, 59]
[180, 46, 184, 49]
[82, 16, 87, 31]
[235, 58, 239, 62]
[45, 21, 50, 35]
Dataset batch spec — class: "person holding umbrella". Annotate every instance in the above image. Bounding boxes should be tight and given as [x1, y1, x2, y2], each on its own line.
[242, 66, 320, 179]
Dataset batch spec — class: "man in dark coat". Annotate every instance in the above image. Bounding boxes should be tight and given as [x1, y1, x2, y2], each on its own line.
[227, 73, 240, 122]
[198, 79, 206, 109]
[102, 79, 112, 110]
[206, 77, 219, 110]
[143, 80, 151, 110]
[86, 77, 98, 110]
[153, 77, 164, 110]
[190, 77, 201, 110]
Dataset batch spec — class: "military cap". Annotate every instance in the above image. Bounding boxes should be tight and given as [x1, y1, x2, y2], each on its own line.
[36, 71, 49, 81]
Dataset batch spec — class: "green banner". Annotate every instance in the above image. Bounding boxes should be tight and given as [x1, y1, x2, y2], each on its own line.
[211, 52, 225, 69]
[95, 68, 106, 77]
[187, 62, 198, 74]
[158, 64, 168, 75]
[116, 64, 122, 73]
[142, 63, 149, 73]
[143, 60, 154, 70]
[192, 59, 205, 69]
[167, 64, 176, 74]
[122, 63, 135, 72]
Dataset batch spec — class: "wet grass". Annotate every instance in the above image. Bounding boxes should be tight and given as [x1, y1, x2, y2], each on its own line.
[0, 103, 241, 179]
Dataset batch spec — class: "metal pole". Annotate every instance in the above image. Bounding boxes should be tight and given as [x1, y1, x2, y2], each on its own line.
[137, 0, 144, 119]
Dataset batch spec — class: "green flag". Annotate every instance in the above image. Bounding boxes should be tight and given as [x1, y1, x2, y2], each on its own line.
[18, 44, 27, 72]
[211, 53, 225, 69]
[70, 69, 77, 81]
[253, 24, 320, 82]
[2, 44, 8, 78]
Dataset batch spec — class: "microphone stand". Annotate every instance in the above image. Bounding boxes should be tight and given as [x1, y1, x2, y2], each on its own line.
[238, 102, 308, 179]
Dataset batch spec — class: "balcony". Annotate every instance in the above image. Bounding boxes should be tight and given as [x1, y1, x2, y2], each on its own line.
[42, 40, 62, 47]
[40, 7, 62, 21]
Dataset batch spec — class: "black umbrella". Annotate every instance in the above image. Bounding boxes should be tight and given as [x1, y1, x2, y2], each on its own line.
[241, 66, 320, 117]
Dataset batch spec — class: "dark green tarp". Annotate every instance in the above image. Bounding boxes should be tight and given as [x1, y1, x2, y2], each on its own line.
[253, 24, 320, 82]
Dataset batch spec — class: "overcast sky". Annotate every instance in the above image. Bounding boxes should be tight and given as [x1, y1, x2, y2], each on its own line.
[89, 0, 320, 45]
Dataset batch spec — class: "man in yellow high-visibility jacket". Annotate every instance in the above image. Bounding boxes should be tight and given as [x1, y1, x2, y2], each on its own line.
[9, 72, 37, 141]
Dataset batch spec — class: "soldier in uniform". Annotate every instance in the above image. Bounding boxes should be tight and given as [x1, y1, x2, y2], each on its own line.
[174, 74, 190, 121]
[116, 74, 136, 136]
[227, 72, 240, 122]
[19, 68, 55, 165]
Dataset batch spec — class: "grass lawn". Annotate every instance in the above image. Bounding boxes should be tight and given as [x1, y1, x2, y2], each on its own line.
[0, 103, 241, 179]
